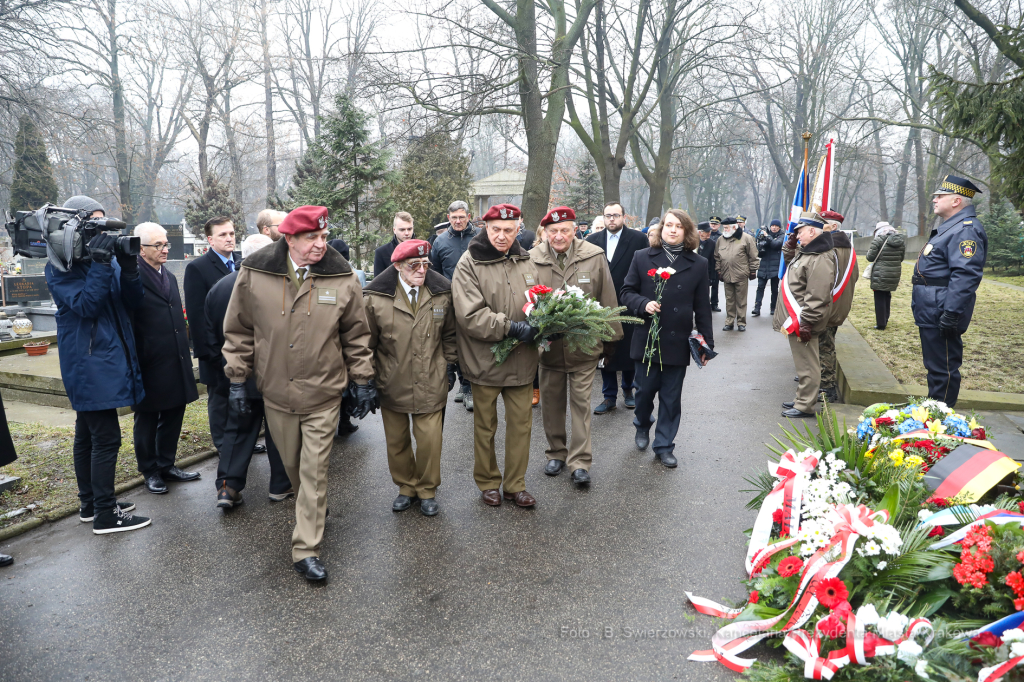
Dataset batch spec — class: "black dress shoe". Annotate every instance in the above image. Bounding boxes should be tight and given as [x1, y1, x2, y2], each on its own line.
[751, 309, 760, 317]
[737, 324, 746, 331]
[420, 498, 439, 516]
[163, 466, 200, 482]
[656, 452, 678, 468]
[0, 554, 13, 567]
[571, 469, 591, 486]
[593, 398, 617, 415]
[392, 494, 416, 512]
[782, 401, 795, 409]
[145, 474, 168, 494]
[711, 306, 721, 312]
[722, 324, 734, 331]
[544, 459, 565, 476]
[253, 442, 267, 453]
[635, 424, 651, 450]
[335, 418, 358, 438]
[794, 375, 799, 382]
[623, 392, 636, 409]
[782, 407, 816, 419]
[293, 557, 328, 581]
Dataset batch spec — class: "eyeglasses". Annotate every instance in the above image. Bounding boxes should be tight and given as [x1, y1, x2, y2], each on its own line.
[604, 213, 622, 219]
[403, 261, 430, 271]
[143, 243, 171, 251]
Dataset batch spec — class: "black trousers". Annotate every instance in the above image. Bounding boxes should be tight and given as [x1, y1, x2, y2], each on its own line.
[754, 276, 779, 313]
[208, 390, 229, 454]
[632, 361, 686, 457]
[601, 369, 635, 400]
[919, 326, 964, 408]
[73, 409, 121, 515]
[448, 362, 470, 391]
[709, 277, 720, 307]
[133, 404, 187, 478]
[216, 400, 290, 494]
[873, 290, 892, 329]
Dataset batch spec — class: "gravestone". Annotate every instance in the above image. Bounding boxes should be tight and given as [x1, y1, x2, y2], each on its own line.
[3, 275, 50, 304]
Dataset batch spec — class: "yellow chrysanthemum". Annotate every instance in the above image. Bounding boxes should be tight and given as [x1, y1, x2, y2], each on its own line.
[889, 451, 905, 467]
[905, 454, 925, 468]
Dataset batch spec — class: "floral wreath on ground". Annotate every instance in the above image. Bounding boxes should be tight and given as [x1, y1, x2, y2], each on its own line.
[682, 403, 1024, 681]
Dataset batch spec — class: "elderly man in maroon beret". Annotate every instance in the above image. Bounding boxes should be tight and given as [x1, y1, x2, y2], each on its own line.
[363, 239, 457, 517]
[222, 205, 377, 582]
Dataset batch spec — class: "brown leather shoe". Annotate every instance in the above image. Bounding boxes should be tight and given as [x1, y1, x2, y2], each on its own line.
[502, 490, 536, 507]
[532, 388, 540, 406]
[481, 489, 502, 506]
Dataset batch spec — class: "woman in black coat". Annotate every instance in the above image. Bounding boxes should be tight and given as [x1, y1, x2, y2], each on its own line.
[619, 209, 715, 468]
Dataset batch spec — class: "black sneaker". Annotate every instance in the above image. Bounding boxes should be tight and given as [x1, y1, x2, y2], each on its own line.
[80, 500, 136, 523]
[93, 505, 151, 535]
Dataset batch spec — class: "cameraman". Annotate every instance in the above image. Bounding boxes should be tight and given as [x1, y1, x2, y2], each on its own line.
[44, 196, 151, 534]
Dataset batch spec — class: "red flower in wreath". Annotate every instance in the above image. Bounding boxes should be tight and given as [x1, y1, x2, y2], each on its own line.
[816, 612, 846, 639]
[660, 270, 671, 280]
[874, 416, 894, 426]
[778, 556, 804, 577]
[528, 284, 553, 297]
[647, 268, 657, 277]
[814, 577, 848, 608]
[972, 427, 986, 440]
[772, 508, 783, 525]
[749, 590, 759, 604]
[928, 525, 945, 537]
[970, 631, 1001, 649]
[926, 495, 949, 508]
[1018, 502, 1024, 515]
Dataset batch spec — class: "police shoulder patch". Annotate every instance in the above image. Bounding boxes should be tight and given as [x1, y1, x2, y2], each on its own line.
[959, 240, 977, 258]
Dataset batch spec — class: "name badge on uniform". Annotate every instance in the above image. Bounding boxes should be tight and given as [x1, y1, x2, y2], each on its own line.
[317, 288, 338, 305]
[433, 305, 445, 318]
[524, 273, 536, 286]
[922, 244, 933, 256]
[578, 271, 591, 283]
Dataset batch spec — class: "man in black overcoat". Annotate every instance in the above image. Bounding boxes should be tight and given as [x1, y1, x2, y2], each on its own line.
[586, 201, 650, 414]
[132, 223, 202, 494]
[184, 216, 239, 460]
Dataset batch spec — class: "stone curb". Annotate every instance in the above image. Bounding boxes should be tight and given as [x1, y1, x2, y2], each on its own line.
[836, 323, 1024, 411]
[0, 447, 218, 543]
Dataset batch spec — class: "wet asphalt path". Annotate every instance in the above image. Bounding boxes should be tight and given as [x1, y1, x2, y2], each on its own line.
[1, 288, 799, 682]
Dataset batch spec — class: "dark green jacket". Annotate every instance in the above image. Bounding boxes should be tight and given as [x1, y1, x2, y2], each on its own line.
[866, 232, 905, 292]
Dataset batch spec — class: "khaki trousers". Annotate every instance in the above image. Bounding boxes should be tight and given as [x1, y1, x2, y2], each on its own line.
[789, 333, 821, 413]
[381, 407, 442, 499]
[539, 364, 597, 471]
[470, 383, 532, 493]
[265, 401, 340, 562]
[723, 279, 749, 326]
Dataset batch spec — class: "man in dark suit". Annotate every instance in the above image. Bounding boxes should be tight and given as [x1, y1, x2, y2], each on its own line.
[586, 201, 649, 414]
[131, 223, 202, 494]
[184, 216, 239, 457]
[205, 234, 293, 508]
[373, 211, 414, 277]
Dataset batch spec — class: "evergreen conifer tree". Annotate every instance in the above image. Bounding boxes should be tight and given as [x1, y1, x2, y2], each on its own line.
[399, 130, 473, 238]
[982, 198, 1024, 273]
[566, 156, 603, 217]
[10, 116, 59, 212]
[183, 173, 246, 240]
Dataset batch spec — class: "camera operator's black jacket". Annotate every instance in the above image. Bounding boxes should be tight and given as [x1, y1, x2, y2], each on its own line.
[45, 259, 145, 411]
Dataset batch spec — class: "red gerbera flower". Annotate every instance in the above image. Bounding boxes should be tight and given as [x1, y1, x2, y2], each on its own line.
[778, 556, 804, 577]
[814, 577, 849, 608]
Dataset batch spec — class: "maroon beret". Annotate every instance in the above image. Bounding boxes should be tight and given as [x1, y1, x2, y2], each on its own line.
[540, 206, 576, 226]
[391, 239, 431, 263]
[821, 209, 845, 224]
[279, 205, 328, 235]
[481, 203, 521, 221]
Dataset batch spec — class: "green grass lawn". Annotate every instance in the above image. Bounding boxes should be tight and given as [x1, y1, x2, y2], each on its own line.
[848, 259, 1024, 395]
[0, 399, 214, 530]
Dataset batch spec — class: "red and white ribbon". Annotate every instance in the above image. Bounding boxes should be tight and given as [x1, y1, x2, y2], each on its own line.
[831, 247, 856, 302]
[781, 272, 802, 335]
[745, 449, 819, 575]
[980, 655, 1024, 682]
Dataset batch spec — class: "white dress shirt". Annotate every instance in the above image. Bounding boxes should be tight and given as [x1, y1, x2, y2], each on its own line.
[605, 229, 621, 263]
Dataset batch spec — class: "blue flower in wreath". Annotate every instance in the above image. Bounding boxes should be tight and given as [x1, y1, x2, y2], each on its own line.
[898, 419, 925, 435]
[901, 404, 919, 416]
[943, 415, 971, 437]
[857, 421, 875, 440]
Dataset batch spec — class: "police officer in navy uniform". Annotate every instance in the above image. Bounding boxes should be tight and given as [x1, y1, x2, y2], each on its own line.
[912, 174, 988, 408]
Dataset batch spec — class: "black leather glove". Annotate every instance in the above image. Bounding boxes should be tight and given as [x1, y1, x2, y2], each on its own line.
[785, 233, 798, 250]
[938, 312, 960, 339]
[351, 380, 379, 420]
[798, 325, 812, 344]
[117, 251, 139, 277]
[228, 382, 250, 417]
[87, 233, 116, 264]
[507, 320, 538, 343]
[748, 272, 757, 281]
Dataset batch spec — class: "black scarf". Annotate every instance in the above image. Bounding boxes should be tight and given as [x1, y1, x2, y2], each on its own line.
[663, 242, 686, 263]
[138, 256, 171, 300]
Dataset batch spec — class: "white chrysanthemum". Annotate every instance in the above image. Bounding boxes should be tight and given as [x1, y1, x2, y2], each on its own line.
[915, 660, 930, 679]
[896, 639, 923, 665]
[564, 285, 585, 297]
[877, 612, 909, 641]
[1002, 628, 1024, 643]
[918, 509, 933, 522]
[857, 604, 880, 626]
[876, 560, 888, 570]
[1011, 642, 1024, 658]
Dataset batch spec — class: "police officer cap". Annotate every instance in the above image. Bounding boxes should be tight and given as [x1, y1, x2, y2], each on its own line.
[932, 174, 982, 199]
[697, 221, 711, 232]
[709, 215, 722, 224]
[721, 217, 738, 225]
[736, 215, 747, 222]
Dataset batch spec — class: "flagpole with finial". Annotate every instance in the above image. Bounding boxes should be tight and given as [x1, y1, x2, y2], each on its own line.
[801, 131, 811, 211]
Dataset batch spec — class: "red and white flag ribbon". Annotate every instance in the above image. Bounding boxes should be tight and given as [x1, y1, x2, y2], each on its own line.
[781, 272, 802, 335]
[745, 449, 819, 575]
[831, 247, 856, 302]
[980, 655, 1024, 682]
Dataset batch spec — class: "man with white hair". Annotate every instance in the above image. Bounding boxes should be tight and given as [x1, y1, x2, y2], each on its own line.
[131, 222, 202, 493]
[204, 233, 292, 508]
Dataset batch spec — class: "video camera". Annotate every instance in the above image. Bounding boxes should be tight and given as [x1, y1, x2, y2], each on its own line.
[4, 204, 139, 272]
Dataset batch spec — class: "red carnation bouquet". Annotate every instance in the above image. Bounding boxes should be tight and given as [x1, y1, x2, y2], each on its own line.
[642, 267, 675, 369]
[490, 284, 641, 365]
